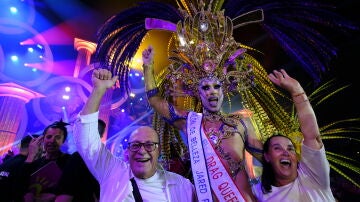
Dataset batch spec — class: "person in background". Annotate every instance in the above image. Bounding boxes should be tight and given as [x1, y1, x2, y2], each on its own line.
[56, 119, 106, 202]
[1, 150, 15, 163]
[252, 69, 336, 202]
[0, 134, 39, 202]
[72, 68, 196, 201]
[22, 120, 71, 202]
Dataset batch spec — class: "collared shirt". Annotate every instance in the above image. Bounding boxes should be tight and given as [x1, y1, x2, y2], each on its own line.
[73, 111, 196, 202]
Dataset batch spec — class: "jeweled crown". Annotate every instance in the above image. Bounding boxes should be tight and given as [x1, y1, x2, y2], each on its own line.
[166, 1, 256, 96]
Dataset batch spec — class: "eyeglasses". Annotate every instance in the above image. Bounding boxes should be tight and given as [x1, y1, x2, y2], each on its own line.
[127, 142, 158, 152]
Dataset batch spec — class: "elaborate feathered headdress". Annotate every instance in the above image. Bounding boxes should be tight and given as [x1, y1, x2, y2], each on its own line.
[93, 0, 355, 165]
[167, 3, 261, 96]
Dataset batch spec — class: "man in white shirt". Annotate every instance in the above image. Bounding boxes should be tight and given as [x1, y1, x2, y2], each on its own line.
[72, 68, 196, 202]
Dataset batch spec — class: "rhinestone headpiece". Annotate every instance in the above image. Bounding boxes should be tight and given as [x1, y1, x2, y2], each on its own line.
[166, 2, 256, 97]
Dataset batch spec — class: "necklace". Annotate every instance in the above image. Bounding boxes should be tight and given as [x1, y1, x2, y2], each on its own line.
[203, 109, 241, 127]
[203, 110, 223, 122]
[204, 123, 236, 147]
[202, 110, 246, 177]
[203, 109, 240, 147]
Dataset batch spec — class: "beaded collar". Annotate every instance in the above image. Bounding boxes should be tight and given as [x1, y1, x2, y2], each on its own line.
[203, 109, 243, 127]
[203, 110, 223, 122]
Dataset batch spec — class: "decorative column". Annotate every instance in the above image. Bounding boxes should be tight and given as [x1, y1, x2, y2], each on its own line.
[73, 38, 111, 142]
[0, 83, 44, 156]
[73, 38, 97, 78]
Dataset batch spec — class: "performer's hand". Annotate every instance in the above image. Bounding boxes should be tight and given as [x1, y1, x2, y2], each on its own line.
[142, 45, 158, 94]
[142, 46, 154, 69]
[268, 69, 303, 95]
[91, 69, 118, 92]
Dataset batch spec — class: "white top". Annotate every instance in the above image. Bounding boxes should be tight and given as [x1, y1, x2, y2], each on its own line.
[135, 172, 167, 202]
[252, 144, 336, 202]
[73, 111, 196, 202]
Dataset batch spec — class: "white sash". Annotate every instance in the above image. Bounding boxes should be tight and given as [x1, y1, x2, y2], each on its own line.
[187, 112, 213, 202]
[188, 112, 246, 202]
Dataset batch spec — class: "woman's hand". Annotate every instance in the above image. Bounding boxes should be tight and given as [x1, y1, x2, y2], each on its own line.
[268, 69, 303, 95]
